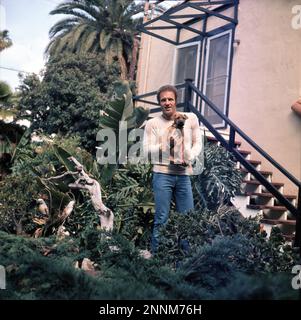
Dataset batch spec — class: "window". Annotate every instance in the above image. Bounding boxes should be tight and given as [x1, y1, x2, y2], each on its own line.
[172, 30, 232, 127]
[173, 42, 200, 104]
[202, 30, 232, 127]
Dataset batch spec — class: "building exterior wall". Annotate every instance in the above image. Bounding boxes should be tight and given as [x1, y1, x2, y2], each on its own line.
[136, 0, 301, 194]
[229, 0, 301, 194]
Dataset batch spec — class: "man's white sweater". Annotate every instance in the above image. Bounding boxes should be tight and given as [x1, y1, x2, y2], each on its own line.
[143, 112, 202, 175]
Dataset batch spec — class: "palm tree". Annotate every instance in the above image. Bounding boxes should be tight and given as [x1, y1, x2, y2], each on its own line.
[0, 30, 12, 52]
[0, 31, 16, 119]
[46, 0, 145, 80]
[0, 81, 12, 104]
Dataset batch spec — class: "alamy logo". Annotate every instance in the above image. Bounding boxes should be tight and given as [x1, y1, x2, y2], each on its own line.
[291, 265, 301, 290]
[96, 121, 204, 176]
[291, 5, 301, 30]
[0, 265, 6, 289]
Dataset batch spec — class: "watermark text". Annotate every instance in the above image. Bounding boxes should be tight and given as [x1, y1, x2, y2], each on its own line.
[0, 265, 6, 290]
[291, 265, 301, 290]
[96, 121, 204, 175]
[292, 5, 301, 30]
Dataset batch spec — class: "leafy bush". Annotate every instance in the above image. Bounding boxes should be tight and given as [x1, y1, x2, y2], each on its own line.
[106, 163, 154, 248]
[0, 231, 108, 300]
[0, 136, 95, 235]
[0, 174, 39, 234]
[192, 143, 242, 210]
[156, 206, 299, 274]
[17, 53, 120, 153]
[0, 226, 298, 300]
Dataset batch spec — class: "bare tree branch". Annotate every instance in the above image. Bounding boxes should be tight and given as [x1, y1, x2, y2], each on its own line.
[39, 156, 114, 231]
[67, 157, 114, 231]
[43, 171, 78, 181]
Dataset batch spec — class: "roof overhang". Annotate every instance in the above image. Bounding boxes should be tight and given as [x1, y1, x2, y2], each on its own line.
[137, 0, 239, 45]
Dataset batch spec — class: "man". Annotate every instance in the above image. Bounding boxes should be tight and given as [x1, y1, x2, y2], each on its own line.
[143, 85, 202, 253]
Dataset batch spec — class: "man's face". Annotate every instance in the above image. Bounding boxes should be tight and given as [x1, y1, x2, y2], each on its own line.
[159, 90, 177, 120]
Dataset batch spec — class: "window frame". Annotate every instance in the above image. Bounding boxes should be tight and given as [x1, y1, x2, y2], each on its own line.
[172, 41, 201, 107]
[201, 29, 233, 128]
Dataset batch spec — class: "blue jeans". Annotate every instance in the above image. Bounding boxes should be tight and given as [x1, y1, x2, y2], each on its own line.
[151, 172, 194, 253]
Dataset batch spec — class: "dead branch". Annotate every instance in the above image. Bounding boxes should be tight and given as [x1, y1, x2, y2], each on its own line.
[67, 156, 114, 231]
[44, 171, 78, 181]
[39, 156, 114, 231]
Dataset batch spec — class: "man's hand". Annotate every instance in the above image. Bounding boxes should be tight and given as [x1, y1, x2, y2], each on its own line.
[177, 161, 189, 168]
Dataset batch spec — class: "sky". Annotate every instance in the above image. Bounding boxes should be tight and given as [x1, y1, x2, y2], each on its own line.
[0, 0, 64, 90]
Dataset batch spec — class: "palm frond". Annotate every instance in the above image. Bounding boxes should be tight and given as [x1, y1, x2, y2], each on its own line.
[49, 18, 80, 38]
[83, 30, 98, 53]
[50, 2, 100, 22]
[99, 30, 111, 50]
[69, 23, 89, 50]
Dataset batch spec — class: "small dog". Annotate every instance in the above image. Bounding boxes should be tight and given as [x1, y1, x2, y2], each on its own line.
[169, 113, 188, 149]
[168, 113, 188, 167]
[172, 113, 188, 130]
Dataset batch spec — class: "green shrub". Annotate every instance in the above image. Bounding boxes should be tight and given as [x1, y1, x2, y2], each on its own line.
[106, 163, 154, 248]
[0, 174, 39, 234]
[192, 143, 242, 210]
[156, 206, 298, 274]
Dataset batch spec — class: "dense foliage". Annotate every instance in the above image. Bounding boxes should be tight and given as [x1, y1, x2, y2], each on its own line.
[0, 81, 12, 104]
[157, 208, 298, 272]
[0, 208, 298, 300]
[17, 53, 120, 153]
[1, 3, 298, 300]
[1, 71, 298, 300]
[0, 133, 298, 300]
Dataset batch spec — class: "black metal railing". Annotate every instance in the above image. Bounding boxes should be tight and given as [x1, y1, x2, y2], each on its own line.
[134, 79, 301, 250]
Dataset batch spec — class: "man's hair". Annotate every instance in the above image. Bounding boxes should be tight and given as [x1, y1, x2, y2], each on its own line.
[156, 85, 178, 104]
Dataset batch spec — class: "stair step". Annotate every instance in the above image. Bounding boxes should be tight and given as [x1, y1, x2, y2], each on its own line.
[247, 192, 297, 199]
[205, 135, 242, 146]
[247, 159, 261, 166]
[242, 180, 284, 187]
[238, 149, 251, 156]
[248, 192, 273, 198]
[242, 179, 261, 185]
[247, 205, 288, 211]
[267, 182, 284, 187]
[260, 218, 296, 226]
[240, 168, 273, 176]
